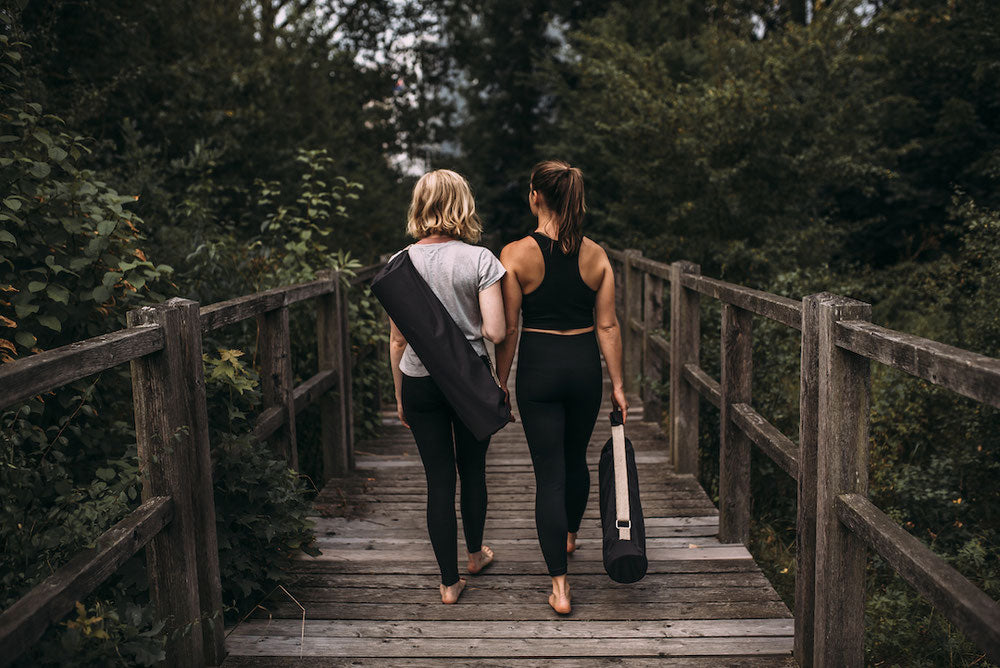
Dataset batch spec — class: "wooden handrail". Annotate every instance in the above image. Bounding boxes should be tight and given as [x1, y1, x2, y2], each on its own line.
[0, 496, 173, 668]
[0, 262, 387, 667]
[606, 246, 1000, 667]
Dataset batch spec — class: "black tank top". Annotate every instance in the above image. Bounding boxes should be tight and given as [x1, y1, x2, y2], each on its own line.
[521, 232, 597, 330]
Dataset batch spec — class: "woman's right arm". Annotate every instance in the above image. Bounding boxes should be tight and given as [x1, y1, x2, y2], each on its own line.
[388, 317, 409, 428]
[593, 250, 629, 421]
[494, 243, 522, 392]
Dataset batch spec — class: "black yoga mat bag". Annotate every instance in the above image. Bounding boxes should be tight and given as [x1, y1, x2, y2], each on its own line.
[598, 409, 648, 583]
[369, 249, 511, 442]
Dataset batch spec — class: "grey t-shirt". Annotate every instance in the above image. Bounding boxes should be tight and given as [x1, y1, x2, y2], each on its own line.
[395, 240, 506, 377]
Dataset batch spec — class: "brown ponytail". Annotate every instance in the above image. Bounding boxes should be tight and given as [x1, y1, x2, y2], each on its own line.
[529, 160, 586, 254]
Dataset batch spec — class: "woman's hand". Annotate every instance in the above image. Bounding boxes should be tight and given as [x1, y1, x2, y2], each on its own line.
[612, 386, 629, 423]
[503, 386, 516, 423]
[397, 402, 410, 429]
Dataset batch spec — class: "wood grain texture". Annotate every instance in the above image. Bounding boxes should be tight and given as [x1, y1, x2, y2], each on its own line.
[623, 250, 643, 394]
[670, 261, 701, 475]
[257, 306, 297, 469]
[173, 298, 225, 665]
[678, 274, 801, 331]
[642, 272, 665, 422]
[682, 363, 721, 409]
[834, 319, 1000, 409]
[794, 292, 832, 667]
[719, 304, 753, 545]
[127, 303, 205, 667]
[814, 295, 871, 667]
[0, 497, 172, 667]
[836, 494, 1000, 662]
[0, 324, 163, 409]
[198, 278, 336, 332]
[730, 403, 798, 480]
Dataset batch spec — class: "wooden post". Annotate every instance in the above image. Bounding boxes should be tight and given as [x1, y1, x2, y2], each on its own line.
[623, 250, 642, 394]
[669, 261, 701, 475]
[718, 303, 753, 545]
[171, 299, 224, 665]
[795, 292, 834, 667]
[317, 270, 348, 479]
[258, 306, 297, 470]
[642, 273, 665, 422]
[334, 277, 355, 470]
[127, 303, 204, 667]
[814, 295, 871, 667]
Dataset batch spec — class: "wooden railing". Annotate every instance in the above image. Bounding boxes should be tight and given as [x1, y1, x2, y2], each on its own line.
[0, 265, 380, 667]
[606, 247, 1000, 667]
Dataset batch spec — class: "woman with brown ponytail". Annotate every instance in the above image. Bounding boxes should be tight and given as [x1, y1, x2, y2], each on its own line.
[495, 160, 628, 614]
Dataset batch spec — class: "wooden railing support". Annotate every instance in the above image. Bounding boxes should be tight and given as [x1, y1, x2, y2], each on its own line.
[642, 272, 665, 422]
[258, 306, 298, 470]
[669, 261, 701, 475]
[127, 302, 204, 668]
[317, 270, 349, 478]
[718, 304, 753, 544]
[172, 298, 225, 665]
[795, 292, 833, 667]
[814, 295, 871, 667]
[622, 249, 642, 394]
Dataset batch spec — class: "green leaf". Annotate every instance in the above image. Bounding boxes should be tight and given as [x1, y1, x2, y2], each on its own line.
[32, 128, 52, 147]
[48, 146, 68, 162]
[28, 280, 46, 293]
[15, 303, 38, 318]
[95, 468, 115, 482]
[29, 161, 51, 178]
[46, 284, 69, 303]
[14, 331, 35, 347]
[0, 135, 18, 143]
[3, 197, 20, 211]
[91, 285, 110, 302]
[37, 315, 60, 331]
[0, 230, 14, 244]
[96, 220, 116, 236]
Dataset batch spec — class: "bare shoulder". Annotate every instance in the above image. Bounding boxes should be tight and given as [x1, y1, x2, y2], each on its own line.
[499, 236, 536, 267]
[580, 236, 610, 268]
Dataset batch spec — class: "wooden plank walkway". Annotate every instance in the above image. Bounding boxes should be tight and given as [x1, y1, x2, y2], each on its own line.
[223, 373, 793, 666]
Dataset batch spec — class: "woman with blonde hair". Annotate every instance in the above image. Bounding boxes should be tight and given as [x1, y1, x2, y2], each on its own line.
[387, 169, 507, 603]
[495, 160, 627, 614]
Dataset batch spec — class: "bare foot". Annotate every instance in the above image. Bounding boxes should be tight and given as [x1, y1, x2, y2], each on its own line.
[566, 532, 578, 554]
[548, 590, 571, 614]
[468, 545, 495, 574]
[548, 576, 571, 614]
[440, 579, 466, 604]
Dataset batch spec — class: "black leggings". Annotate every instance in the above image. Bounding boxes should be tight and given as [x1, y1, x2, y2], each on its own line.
[516, 331, 603, 576]
[401, 373, 490, 586]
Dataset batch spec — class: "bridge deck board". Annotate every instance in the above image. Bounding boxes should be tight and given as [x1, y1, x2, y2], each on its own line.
[223, 387, 792, 665]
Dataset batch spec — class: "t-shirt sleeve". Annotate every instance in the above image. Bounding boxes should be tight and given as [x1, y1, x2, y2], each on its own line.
[477, 248, 506, 291]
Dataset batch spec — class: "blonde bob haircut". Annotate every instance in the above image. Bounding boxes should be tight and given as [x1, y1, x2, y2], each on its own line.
[406, 169, 483, 243]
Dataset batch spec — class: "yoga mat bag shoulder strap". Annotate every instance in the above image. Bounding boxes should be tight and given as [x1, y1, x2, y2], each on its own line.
[598, 409, 648, 583]
[369, 249, 511, 442]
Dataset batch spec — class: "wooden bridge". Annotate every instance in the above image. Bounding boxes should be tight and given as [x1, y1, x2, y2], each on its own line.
[1, 249, 998, 667]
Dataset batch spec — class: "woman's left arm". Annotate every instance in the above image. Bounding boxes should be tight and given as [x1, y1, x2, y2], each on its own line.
[388, 317, 409, 428]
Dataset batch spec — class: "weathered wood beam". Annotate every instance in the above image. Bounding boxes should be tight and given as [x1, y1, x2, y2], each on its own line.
[648, 333, 670, 359]
[258, 306, 297, 470]
[128, 301, 205, 667]
[0, 325, 163, 410]
[623, 250, 643, 394]
[630, 254, 672, 281]
[682, 363, 721, 409]
[670, 262, 701, 475]
[0, 496, 173, 667]
[836, 494, 1000, 663]
[731, 403, 799, 480]
[834, 320, 1000, 409]
[814, 295, 871, 667]
[252, 369, 338, 443]
[795, 292, 834, 666]
[680, 274, 801, 331]
[719, 304, 753, 545]
[642, 273, 665, 422]
[199, 278, 336, 332]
